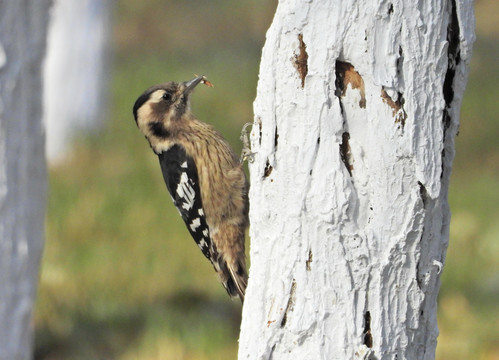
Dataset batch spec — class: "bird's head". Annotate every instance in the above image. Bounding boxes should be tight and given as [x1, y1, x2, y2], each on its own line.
[133, 75, 205, 141]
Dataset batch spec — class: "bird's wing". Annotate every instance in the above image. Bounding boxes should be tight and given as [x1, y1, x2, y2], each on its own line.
[157, 144, 213, 260]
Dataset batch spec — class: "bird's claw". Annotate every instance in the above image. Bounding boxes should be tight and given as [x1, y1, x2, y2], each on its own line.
[240, 122, 255, 164]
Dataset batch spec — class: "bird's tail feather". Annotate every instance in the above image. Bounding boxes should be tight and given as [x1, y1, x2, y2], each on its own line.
[219, 260, 247, 303]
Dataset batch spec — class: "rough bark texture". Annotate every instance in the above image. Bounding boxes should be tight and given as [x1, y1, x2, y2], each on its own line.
[0, 1, 51, 359]
[239, 1, 474, 359]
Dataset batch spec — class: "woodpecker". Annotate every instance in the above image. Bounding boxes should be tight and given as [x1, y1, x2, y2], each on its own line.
[133, 75, 249, 302]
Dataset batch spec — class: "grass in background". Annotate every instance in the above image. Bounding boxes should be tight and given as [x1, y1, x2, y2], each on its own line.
[36, 1, 275, 359]
[35, 1, 498, 359]
[436, 2, 499, 357]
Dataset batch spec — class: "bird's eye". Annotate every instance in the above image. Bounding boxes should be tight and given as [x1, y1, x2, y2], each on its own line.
[162, 92, 172, 102]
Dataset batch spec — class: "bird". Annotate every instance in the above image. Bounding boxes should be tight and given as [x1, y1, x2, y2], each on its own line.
[133, 75, 249, 302]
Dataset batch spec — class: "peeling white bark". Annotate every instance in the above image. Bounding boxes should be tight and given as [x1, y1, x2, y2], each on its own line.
[0, 2, 51, 359]
[239, 1, 474, 359]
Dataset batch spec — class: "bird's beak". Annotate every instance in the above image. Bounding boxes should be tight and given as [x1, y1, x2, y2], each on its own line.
[183, 75, 204, 94]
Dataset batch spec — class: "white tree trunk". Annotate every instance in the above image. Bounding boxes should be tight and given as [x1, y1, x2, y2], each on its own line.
[239, 1, 474, 359]
[0, 1, 51, 359]
[44, 0, 112, 163]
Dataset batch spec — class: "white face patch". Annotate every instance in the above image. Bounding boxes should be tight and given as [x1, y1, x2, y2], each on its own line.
[136, 104, 152, 131]
[136, 90, 164, 125]
[136, 89, 171, 136]
[149, 89, 167, 103]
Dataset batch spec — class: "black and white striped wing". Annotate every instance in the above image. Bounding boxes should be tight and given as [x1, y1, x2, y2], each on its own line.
[157, 144, 213, 259]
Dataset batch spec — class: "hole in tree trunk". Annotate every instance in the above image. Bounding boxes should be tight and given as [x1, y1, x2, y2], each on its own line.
[293, 34, 308, 88]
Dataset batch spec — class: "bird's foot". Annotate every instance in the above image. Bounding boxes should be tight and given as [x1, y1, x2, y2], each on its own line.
[239, 122, 255, 164]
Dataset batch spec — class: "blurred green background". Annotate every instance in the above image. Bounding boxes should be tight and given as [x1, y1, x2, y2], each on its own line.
[34, 0, 498, 359]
